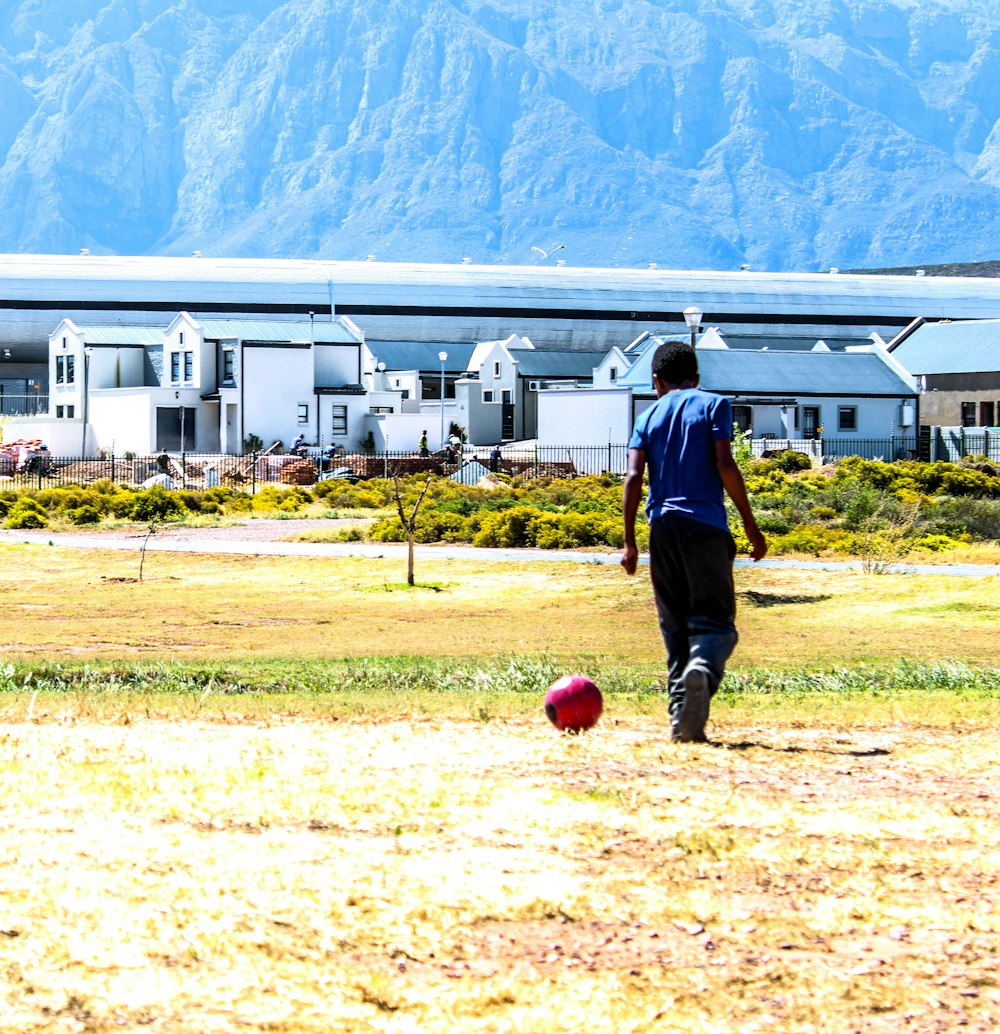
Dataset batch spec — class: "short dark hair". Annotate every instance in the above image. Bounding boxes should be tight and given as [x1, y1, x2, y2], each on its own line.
[651, 341, 698, 385]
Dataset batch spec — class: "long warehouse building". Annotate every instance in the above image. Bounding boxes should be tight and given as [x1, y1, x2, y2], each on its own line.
[3, 254, 1000, 369]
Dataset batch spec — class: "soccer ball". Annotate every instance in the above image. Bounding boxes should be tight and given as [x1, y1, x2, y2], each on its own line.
[544, 674, 603, 733]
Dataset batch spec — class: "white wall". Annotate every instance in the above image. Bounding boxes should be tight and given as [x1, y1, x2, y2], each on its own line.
[366, 412, 434, 452]
[315, 344, 362, 387]
[241, 345, 314, 449]
[89, 389, 156, 454]
[537, 387, 634, 447]
[1, 416, 88, 454]
[316, 394, 371, 451]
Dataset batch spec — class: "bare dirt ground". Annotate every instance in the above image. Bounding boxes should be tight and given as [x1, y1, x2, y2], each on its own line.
[0, 711, 997, 1033]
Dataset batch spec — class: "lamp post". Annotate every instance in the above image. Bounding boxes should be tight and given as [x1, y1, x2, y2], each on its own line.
[438, 351, 448, 449]
[682, 305, 703, 350]
[81, 348, 93, 456]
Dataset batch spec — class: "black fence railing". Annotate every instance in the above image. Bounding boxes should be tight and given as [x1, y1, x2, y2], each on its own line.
[932, 427, 1000, 463]
[0, 433, 993, 492]
[820, 436, 919, 463]
[0, 394, 48, 416]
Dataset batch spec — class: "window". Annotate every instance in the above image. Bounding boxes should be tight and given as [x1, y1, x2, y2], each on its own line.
[170, 353, 181, 383]
[183, 351, 193, 382]
[483, 390, 494, 403]
[179, 332, 185, 345]
[222, 350, 235, 383]
[609, 366, 617, 383]
[331, 405, 348, 436]
[961, 401, 976, 427]
[980, 401, 995, 427]
[493, 360, 502, 378]
[837, 406, 857, 432]
[297, 403, 309, 424]
[57, 405, 75, 418]
[56, 355, 76, 384]
[502, 389, 512, 404]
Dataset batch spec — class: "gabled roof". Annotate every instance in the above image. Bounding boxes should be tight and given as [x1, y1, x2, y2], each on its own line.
[366, 341, 477, 372]
[195, 317, 362, 344]
[58, 325, 165, 345]
[888, 318, 1000, 375]
[513, 349, 606, 377]
[617, 343, 917, 397]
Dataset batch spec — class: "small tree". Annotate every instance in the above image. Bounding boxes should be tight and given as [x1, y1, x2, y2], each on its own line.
[392, 474, 434, 586]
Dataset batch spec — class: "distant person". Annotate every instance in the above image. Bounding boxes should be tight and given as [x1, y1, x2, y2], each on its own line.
[291, 432, 307, 456]
[449, 432, 463, 464]
[621, 341, 767, 744]
[489, 446, 501, 473]
[157, 450, 170, 474]
[418, 430, 429, 457]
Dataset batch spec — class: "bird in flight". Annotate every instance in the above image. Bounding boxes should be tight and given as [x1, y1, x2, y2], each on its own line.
[531, 243, 566, 260]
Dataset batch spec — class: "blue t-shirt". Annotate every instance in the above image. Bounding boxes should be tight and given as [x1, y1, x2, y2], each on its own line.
[628, 388, 733, 530]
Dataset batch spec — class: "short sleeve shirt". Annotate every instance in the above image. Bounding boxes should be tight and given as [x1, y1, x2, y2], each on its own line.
[628, 388, 733, 530]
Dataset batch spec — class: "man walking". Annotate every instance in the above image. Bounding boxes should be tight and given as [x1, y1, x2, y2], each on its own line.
[621, 341, 767, 743]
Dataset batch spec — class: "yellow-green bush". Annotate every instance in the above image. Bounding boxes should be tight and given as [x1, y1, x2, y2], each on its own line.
[4, 498, 48, 529]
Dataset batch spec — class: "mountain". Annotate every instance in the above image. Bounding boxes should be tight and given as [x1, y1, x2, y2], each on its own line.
[2, 0, 1000, 272]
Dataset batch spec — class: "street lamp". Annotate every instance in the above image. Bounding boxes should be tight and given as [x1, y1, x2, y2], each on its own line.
[81, 348, 93, 455]
[682, 306, 703, 350]
[438, 351, 448, 449]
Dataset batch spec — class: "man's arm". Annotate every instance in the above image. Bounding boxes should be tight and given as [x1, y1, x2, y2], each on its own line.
[620, 446, 645, 575]
[715, 438, 768, 561]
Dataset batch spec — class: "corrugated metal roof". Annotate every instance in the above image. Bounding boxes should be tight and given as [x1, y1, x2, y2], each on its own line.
[888, 319, 1000, 374]
[4, 253, 997, 321]
[617, 344, 916, 397]
[366, 341, 477, 371]
[7, 252, 1000, 360]
[196, 318, 361, 343]
[77, 326, 165, 345]
[513, 349, 606, 377]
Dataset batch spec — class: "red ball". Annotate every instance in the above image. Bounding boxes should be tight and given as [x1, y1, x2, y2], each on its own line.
[544, 675, 603, 733]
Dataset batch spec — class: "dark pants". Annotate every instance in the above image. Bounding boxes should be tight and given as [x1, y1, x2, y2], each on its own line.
[648, 515, 739, 721]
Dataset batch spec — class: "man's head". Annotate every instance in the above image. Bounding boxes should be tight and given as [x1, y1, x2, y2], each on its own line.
[651, 341, 699, 392]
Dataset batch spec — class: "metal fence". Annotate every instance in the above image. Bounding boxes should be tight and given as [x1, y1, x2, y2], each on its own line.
[931, 427, 1000, 463]
[820, 436, 919, 463]
[0, 433, 994, 492]
[0, 393, 48, 416]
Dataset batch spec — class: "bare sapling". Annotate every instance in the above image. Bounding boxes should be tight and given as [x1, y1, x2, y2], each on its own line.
[392, 474, 434, 586]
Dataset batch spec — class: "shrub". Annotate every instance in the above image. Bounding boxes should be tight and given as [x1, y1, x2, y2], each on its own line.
[939, 468, 1000, 498]
[413, 510, 466, 543]
[771, 449, 812, 472]
[914, 534, 961, 553]
[369, 517, 406, 542]
[130, 486, 185, 521]
[471, 506, 540, 548]
[67, 505, 101, 525]
[5, 498, 48, 529]
[768, 524, 852, 556]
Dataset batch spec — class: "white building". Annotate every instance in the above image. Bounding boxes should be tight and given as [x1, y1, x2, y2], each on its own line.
[9, 314, 374, 456]
[538, 330, 920, 457]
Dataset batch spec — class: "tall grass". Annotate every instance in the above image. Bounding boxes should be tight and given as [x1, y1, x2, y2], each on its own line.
[1, 656, 996, 704]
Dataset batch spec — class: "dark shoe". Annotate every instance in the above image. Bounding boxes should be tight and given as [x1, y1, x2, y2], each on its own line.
[672, 669, 710, 743]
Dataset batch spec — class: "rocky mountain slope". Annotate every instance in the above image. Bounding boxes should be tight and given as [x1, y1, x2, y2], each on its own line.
[2, 0, 1000, 271]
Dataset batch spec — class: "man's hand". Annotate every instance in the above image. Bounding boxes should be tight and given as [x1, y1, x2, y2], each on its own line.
[620, 543, 638, 575]
[746, 525, 768, 561]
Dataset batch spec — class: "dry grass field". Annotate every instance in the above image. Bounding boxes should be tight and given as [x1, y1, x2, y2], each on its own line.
[0, 541, 998, 1032]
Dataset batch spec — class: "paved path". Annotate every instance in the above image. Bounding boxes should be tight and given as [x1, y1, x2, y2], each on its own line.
[2, 522, 998, 577]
